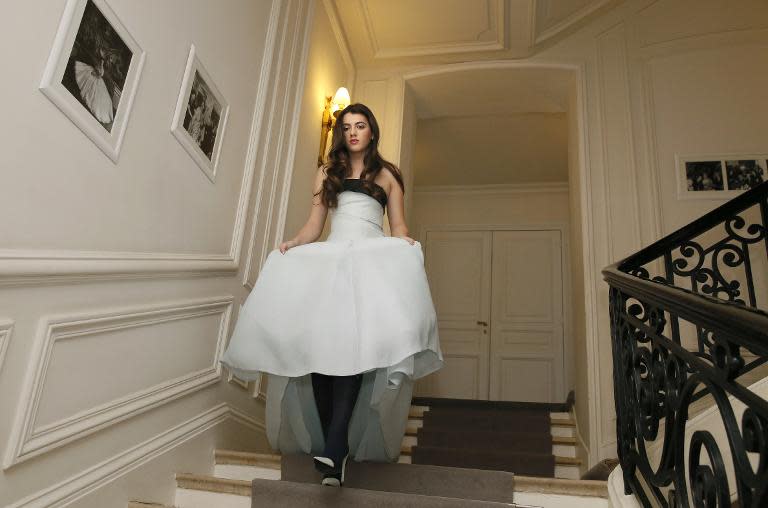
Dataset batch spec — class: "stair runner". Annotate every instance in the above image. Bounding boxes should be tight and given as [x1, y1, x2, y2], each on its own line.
[281, 453, 515, 503]
[411, 405, 556, 477]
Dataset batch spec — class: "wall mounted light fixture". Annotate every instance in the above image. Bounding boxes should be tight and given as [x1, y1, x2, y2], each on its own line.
[318, 87, 350, 166]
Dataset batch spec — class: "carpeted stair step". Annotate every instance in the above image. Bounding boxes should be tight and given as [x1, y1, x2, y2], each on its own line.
[412, 445, 555, 478]
[422, 410, 550, 433]
[280, 453, 514, 504]
[251, 478, 515, 507]
[416, 427, 552, 454]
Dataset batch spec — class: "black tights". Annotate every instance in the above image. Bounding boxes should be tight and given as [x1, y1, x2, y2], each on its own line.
[311, 372, 363, 464]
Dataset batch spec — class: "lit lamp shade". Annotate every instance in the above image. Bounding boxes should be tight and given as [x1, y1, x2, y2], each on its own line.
[331, 87, 351, 114]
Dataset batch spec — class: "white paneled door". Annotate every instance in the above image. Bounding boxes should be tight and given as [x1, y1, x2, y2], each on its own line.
[417, 230, 492, 400]
[417, 229, 565, 403]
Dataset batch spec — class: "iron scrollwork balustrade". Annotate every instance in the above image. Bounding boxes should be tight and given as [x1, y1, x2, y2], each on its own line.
[604, 181, 768, 507]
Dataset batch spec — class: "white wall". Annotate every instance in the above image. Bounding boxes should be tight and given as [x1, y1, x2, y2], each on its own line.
[411, 187, 571, 241]
[283, 0, 353, 243]
[354, 0, 768, 466]
[413, 113, 569, 186]
[0, 0, 315, 506]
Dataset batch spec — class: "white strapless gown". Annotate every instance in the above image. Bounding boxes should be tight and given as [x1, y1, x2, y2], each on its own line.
[220, 186, 443, 462]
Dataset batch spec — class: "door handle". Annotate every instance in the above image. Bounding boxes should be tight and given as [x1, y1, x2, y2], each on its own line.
[476, 320, 488, 326]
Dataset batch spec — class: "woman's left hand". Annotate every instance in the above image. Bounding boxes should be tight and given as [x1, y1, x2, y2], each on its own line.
[396, 235, 416, 245]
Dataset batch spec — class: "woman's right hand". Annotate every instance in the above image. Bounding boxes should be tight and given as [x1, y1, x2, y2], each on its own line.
[279, 239, 298, 254]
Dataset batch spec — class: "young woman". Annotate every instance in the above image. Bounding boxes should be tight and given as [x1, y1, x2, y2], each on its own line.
[221, 103, 442, 487]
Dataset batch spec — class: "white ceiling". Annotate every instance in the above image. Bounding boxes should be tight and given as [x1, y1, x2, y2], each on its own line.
[327, 0, 614, 186]
[407, 66, 573, 119]
[332, 0, 620, 69]
[407, 66, 574, 186]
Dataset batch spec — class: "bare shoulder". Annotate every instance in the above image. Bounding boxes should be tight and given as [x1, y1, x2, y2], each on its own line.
[377, 166, 401, 193]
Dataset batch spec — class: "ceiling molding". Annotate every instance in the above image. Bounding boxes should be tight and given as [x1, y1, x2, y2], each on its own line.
[359, 0, 507, 59]
[533, 0, 616, 45]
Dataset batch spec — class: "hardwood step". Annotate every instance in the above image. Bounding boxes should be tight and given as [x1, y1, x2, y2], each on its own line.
[214, 449, 281, 468]
[555, 455, 582, 466]
[551, 417, 576, 427]
[515, 475, 608, 497]
[175, 473, 250, 496]
[552, 435, 576, 446]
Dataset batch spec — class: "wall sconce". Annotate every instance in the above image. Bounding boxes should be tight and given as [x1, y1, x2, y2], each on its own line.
[318, 87, 351, 166]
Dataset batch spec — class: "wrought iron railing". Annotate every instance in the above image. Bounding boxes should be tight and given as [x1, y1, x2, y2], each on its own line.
[603, 181, 768, 507]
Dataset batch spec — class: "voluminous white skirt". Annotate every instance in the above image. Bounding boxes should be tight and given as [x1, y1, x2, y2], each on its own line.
[221, 235, 443, 462]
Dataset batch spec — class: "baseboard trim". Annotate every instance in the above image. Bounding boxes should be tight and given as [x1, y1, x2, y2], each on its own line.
[7, 404, 264, 508]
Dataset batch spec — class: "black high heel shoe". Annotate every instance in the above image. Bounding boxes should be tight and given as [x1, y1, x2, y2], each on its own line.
[315, 454, 348, 487]
[313, 455, 335, 474]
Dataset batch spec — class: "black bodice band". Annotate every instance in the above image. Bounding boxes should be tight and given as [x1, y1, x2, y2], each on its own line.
[343, 179, 388, 208]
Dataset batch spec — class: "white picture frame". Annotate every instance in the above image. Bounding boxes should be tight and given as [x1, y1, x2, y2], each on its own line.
[40, 0, 145, 163]
[676, 154, 768, 200]
[171, 44, 230, 183]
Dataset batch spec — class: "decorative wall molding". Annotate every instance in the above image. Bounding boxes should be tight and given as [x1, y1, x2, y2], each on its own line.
[533, 0, 615, 45]
[414, 182, 569, 195]
[0, 320, 13, 378]
[566, 62, 603, 468]
[0, 0, 284, 287]
[3, 296, 233, 468]
[6, 403, 264, 508]
[359, 0, 506, 59]
[595, 21, 642, 262]
[637, 59, 664, 243]
[244, 0, 315, 288]
[272, 0, 315, 278]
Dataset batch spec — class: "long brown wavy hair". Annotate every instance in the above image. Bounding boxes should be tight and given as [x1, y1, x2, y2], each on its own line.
[317, 103, 405, 209]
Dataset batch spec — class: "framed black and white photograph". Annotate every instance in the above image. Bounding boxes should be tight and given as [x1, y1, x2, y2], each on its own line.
[677, 154, 768, 199]
[40, 0, 145, 162]
[171, 45, 230, 183]
[725, 159, 766, 190]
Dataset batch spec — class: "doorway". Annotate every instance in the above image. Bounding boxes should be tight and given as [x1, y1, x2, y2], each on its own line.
[415, 227, 566, 403]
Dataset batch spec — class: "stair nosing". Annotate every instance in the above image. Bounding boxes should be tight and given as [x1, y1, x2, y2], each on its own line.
[175, 473, 251, 496]
[215, 449, 281, 468]
[515, 475, 608, 498]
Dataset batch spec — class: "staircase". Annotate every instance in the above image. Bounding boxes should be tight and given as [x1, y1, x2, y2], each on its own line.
[130, 404, 607, 508]
[403, 404, 582, 480]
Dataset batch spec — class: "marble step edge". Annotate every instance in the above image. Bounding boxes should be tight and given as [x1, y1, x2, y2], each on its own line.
[215, 449, 281, 467]
[411, 411, 575, 428]
[404, 427, 577, 446]
[515, 475, 608, 498]
[175, 473, 251, 497]
[409, 407, 428, 418]
[127, 503, 176, 508]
